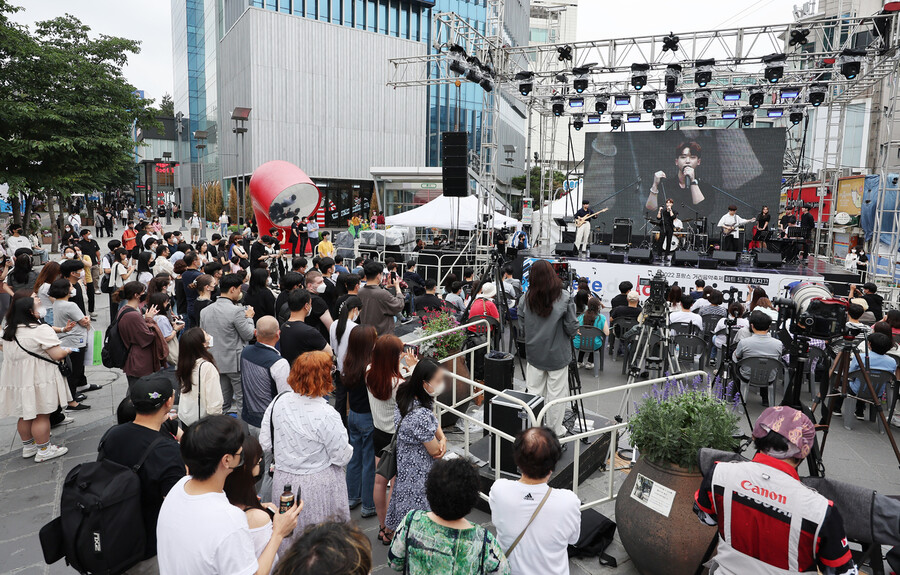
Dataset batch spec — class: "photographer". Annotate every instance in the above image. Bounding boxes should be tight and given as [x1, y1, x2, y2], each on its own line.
[849, 282, 883, 322]
[694, 406, 857, 575]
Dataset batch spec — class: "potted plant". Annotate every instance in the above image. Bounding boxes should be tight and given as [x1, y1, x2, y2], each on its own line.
[40, 227, 52, 244]
[615, 377, 740, 575]
[412, 311, 470, 426]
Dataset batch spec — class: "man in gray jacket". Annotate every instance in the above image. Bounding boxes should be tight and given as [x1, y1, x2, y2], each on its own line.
[519, 260, 579, 436]
[732, 310, 783, 407]
[201, 273, 256, 414]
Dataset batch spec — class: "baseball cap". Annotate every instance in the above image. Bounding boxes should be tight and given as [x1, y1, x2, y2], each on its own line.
[751, 406, 815, 460]
[130, 373, 174, 412]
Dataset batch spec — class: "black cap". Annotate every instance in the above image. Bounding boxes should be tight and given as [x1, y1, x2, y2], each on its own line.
[129, 373, 174, 412]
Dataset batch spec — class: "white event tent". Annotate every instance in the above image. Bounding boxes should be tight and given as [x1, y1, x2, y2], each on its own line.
[384, 194, 519, 230]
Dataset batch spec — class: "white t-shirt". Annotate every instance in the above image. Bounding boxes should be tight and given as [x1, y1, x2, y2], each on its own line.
[157, 476, 259, 575]
[669, 310, 703, 332]
[489, 479, 581, 575]
[6, 235, 31, 254]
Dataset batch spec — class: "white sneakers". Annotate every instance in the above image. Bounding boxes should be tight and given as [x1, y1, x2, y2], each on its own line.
[33, 444, 68, 463]
[22, 444, 38, 458]
[583, 361, 594, 369]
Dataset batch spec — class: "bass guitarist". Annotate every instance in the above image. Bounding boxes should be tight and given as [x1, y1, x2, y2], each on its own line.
[574, 200, 597, 255]
[716, 205, 755, 253]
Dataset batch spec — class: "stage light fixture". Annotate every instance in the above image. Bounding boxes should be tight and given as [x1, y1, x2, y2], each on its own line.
[666, 92, 683, 104]
[779, 87, 800, 99]
[670, 111, 685, 121]
[721, 109, 738, 120]
[572, 66, 591, 93]
[665, 64, 682, 94]
[573, 115, 584, 131]
[631, 63, 649, 90]
[610, 113, 622, 129]
[741, 107, 754, 127]
[478, 65, 494, 92]
[552, 96, 564, 116]
[839, 48, 866, 80]
[767, 108, 784, 118]
[809, 84, 826, 106]
[723, 89, 742, 101]
[448, 44, 468, 75]
[763, 53, 786, 83]
[569, 97, 584, 108]
[789, 111, 804, 125]
[464, 56, 483, 83]
[614, 94, 631, 106]
[652, 111, 665, 129]
[694, 58, 715, 87]
[748, 88, 765, 109]
[557, 45, 573, 62]
[595, 95, 609, 113]
[587, 114, 602, 124]
[695, 115, 707, 127]
[627, 113, 641, 123]
[642, 93, 657, 113]
[662, 32, 679, 52]
[515, 71, 534, 96]
[695, 91, 709, 111]
[789, 28, 810, 46]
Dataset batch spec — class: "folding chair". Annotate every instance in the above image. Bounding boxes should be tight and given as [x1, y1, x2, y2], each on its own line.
[611, 317, 638, 361]
[672, 334, 709, 372]
[574, 325, 605, 377]
[843, 369, 896, 432]
[670, 321, 698, 337]
[700, 314, 721, 346]
[733, 357, 786, 407]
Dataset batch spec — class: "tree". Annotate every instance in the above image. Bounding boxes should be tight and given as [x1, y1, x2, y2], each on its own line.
[228, 182, 238, 223]
[159, 92, 174, 117]
[511, 166, 567, 203]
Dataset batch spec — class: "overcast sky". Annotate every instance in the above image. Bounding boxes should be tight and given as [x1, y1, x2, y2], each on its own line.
[9, 0, 797, 106]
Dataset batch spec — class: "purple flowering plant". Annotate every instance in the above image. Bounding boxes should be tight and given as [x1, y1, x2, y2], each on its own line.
[627, 375, 740, 470]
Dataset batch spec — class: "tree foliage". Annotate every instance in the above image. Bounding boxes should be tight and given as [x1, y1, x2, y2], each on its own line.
[510, 166, 566, 202]
[158, 92, 174, 117]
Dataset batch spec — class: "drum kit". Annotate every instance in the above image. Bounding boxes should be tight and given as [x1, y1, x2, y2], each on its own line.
[644, 214, 709, 252]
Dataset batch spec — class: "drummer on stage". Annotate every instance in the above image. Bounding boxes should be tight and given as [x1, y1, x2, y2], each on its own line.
[654, 198, 680, 263]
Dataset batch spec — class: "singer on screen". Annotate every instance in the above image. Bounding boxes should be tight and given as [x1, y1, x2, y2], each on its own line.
[644, 141, 708, 215]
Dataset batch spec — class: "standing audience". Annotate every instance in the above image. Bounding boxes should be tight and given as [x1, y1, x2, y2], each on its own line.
[176, 327, 224, 428]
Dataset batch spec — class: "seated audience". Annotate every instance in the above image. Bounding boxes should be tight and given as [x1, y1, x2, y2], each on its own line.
[732, 311, 783, 407]
[414, 279, 444, 315]
[573, 297, 608, 369]
[272, 522, 372, 575]
[669, 294, 703, 334]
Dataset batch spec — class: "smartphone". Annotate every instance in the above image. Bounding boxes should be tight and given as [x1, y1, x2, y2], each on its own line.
[403, 344, 420, 357]
[391, 271, 398, 281]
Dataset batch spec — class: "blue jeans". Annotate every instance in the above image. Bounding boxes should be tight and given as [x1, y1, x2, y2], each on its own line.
[346, 409, 376, 513]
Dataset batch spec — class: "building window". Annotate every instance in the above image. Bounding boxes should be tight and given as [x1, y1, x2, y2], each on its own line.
[266, 0, 276, 9]
[410, 5, 419, 40]
[319, 0, 329, 20]
[378, 0, 387, 34]
[367, 0, 376, 31]
[355, 0, 364, 28]
[343, 0, 352, 26]
[332, 0, 341, 23]
[251, 0, 263, 6]
[390, 0, 399, 37]
[294, 0, 305, 16]
[279, 0, 291, 12]
[400, 1, 408, 38]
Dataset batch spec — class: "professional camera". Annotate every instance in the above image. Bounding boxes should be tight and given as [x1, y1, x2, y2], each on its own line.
[773, 283, 847, 340]
[641, 270, 670, 326]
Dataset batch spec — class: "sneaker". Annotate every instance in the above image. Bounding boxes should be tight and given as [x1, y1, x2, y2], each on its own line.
[34, 444, 68, 463]
[361, 507, 377, 519]
[90, 312, 98, 319]
[855, 412, 865, 421]
[22, 444, 37, 458]
[583, 362, 594, 369]
[57, 416, 75, 425]
[890, 415, 900, 428]
[576, 362, 584, 368]
[832, 409, 842, 416]
[348, 500, 362, 511]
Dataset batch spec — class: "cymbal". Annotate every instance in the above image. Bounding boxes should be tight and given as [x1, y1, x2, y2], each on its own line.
[680, 218, 695, 222]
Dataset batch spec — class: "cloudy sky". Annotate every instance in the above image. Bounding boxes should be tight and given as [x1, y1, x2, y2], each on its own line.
[9, 0, 797, 106]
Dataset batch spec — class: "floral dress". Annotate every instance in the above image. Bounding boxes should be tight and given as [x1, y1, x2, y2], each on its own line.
[388, 510, 509, 575]
[385, 399, 437, 530]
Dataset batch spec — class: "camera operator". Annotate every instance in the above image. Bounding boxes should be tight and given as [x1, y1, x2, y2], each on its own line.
[849, 282, 883, 322]
[495, 227, 508, 257]
[694, 406, 857, 575]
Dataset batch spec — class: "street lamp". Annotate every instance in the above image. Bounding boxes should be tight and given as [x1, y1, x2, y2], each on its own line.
[231, 107, 251, 226]
[162, 151, 173, 225]
[194, 130, 208, 239]
[175, 111, 186, 230]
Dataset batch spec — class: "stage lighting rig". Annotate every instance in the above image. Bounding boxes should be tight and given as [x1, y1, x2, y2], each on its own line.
[478, 64, 494, 92]
[569, 97, 585, 108]
[839, 48, 866, 79]
[723, 89, 742, 101]
[627, 112, 641, 123]
[610, 113, 623, 129]
[809, 84, 826, 106]
[642, 93, 657, 113]
[763, 53, 786, 83]
[767, 108, 784, 118]
[595, 95, 609, 114]
[694, 58, 715, 87]
[573, 114, 584, 131]
[515, 71, 534, 96]
[695, 115, 707, 127]
[662, 32, 679, 52]
[557, 45, 573, 62]
[694, 91, 709, 111]
[572, 66, 591, 93]
[464, 56, 483, 83]
[670, 111, 685, 121]
[789, 109, 804, 125]
[448, 44, 467, 75]
[741, 107, 754, 127]
[779, 87, 800, 99]
[665, 64, 682, 93]
[631, 63, 649, 90]
[614, 94, 631, 106]
[721, 109, 738, 120]
[789, 28, 810, 46]
[666, 92, 683, 104]
[748, 88, 765, 109]
[552, 96, 565, 116]
[652, 111, 665, 128]
[587, 114, 602, 124]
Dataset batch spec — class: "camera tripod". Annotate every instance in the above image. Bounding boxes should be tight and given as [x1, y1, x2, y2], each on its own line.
[714, 318, 759, 432]
[615, 315, 681, 421]
[564, 344, 590, 441]
[814, 335, 900, 468]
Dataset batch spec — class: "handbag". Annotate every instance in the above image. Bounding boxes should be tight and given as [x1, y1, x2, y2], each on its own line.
[267, 391, 290, 477]
[375, 413, 406, 480]
[15, 335, 73, 377]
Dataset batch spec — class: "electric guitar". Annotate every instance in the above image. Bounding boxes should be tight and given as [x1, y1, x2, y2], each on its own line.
[575, 207, 609, 228]
[721, 217, 756, 236]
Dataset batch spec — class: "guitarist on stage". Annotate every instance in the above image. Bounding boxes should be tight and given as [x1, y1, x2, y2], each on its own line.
[655, 198, 679, 263]
[716, 205, 755, 252]
[574, 199, 596, 255]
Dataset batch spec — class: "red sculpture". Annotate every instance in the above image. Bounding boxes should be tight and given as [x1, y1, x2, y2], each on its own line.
[248, 160, 321, 246]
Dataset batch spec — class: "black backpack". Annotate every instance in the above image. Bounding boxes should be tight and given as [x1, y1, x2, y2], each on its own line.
[99, 254, 113, 294]
[101, 306, 137, 369]
[567, 509, 618, 567]
[39, 436, 165, 574]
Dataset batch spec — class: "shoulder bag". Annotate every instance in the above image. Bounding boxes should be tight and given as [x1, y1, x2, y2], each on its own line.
[267, 391, 290, 477]
[375, 412, 406, 480]
[505, 487, 552, 558]
[15, 334, 72, 377]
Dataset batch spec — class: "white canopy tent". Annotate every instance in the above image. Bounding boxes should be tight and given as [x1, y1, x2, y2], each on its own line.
[384, 194, 519, 230]
[530, 181, 585, 246]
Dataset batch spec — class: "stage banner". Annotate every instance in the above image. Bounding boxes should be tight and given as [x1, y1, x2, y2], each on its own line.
[582, 128, 785, 230]
[523, 257, 818, 305]
[835, 176, 864, 217]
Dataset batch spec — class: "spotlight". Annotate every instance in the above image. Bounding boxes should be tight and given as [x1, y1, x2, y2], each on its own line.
[748, 89, 765, 109]
[721, 109, 738, 120]
[841, 60, 861, 79]
[572, 66, 591, 93]
[763, 53, 786, 83]
[809, 84, 826, 106]
[652, 111, 665, 129]
[557, 45, 573, 62]
[519, 82, 532, 96]
[741, 107, 754, 127]
[779, 87, 800, 99]
[695, 91, 709, 111]
[595, 95, 609, 113]
[614, 94, 631, 106]
[478, 65, 494, 92]
[789, 28, 810, 46]
[448, 44, 468, 75]
[695, 115, 707, 127]
[723, 89, 742, 101]
[573, 115, 584, 131]
[767, 108, 784, 118]
[631, 63, 649, 90]
[627, 113, 641, 123]
[464, 56, 482, 83]
[610, 113, 622, 129]
[587, 114, 602, 124]
[789, 111, 804, 125]
[552, 96, 564, 116]
[515, 71, 534, 96]
[642, 93, 657, 113]
[569, 97, 584, 108]
[665, 64, 682, 93]
[662, 32, 679, 52]
[666, 92, 683, 104]
[694, 58, 715, 87]
[670, 111, 685, 121]
[839, 48, 866, 79]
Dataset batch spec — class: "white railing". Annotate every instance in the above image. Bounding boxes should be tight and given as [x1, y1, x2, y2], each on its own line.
[353, 235, 478, 288]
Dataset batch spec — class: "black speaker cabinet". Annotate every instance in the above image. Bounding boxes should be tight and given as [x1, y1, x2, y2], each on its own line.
[755, 252, 783, 268]
[487, 390, 544, 475]
[628, 248, 653, 264]
[555, 243, 577, 256]
[441, 131, 468, 197]
[561, 231, 576, 243]
[713, 251, 739, 266]
[483, 353, 514, 395]
[608, 250, 626, 263]
[699, 258, 718, 269]
[673, 251, 700, 267]
[589, 244, 610, 259]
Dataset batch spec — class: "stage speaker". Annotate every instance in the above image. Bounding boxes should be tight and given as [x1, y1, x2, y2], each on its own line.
[441, 131, 468, 197]
[482, 352, 515, 437]
[713, 251, 740, 266]
[555, 242, 577, 256]
[561, 231, 576, 243]
[608, 250, 626, 264]
[589, 244, 610, 259]
[699, 258, 718, 269]
[755, 252, 783, 269]
[628, 248, 653, 264]
[488, 390, 544, 475]
[673, 251, 700, 267]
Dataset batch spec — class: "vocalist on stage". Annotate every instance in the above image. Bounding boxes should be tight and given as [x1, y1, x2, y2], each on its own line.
[654, 198, 679, 263]
[645, 141, 708, 215]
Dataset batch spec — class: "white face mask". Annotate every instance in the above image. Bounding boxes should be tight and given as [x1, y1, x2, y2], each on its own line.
[64, 252, 75, 259]
[86, 235, 91, 241]
[316, 282, 327, 294]
[427, 379, 446, 398]
[206, 336, 214, 348]
[35, 306, 47, 319]
[266, 277, 272, 286]
[69, 287, 76, 298]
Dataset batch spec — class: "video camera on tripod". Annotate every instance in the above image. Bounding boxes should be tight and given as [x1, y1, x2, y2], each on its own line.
[641, 271, 670, 327]
[772, 282, 848, 340]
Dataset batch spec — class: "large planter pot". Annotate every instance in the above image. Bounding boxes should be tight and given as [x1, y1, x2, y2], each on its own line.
[433, 353, 471, 428]
[615, 457, 716, 575]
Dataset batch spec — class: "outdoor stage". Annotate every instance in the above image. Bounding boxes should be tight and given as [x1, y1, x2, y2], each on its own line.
[515, 247, 858, 303]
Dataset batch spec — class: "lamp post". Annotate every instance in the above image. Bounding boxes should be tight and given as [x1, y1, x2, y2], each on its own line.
[231, 107, 251, 226]
[162, 151, 173, 225]
[194, 130, 208, 239]
[176, 112, 186, 230]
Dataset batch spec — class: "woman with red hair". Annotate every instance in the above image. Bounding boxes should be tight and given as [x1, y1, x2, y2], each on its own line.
[260, 351, 353, 553]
